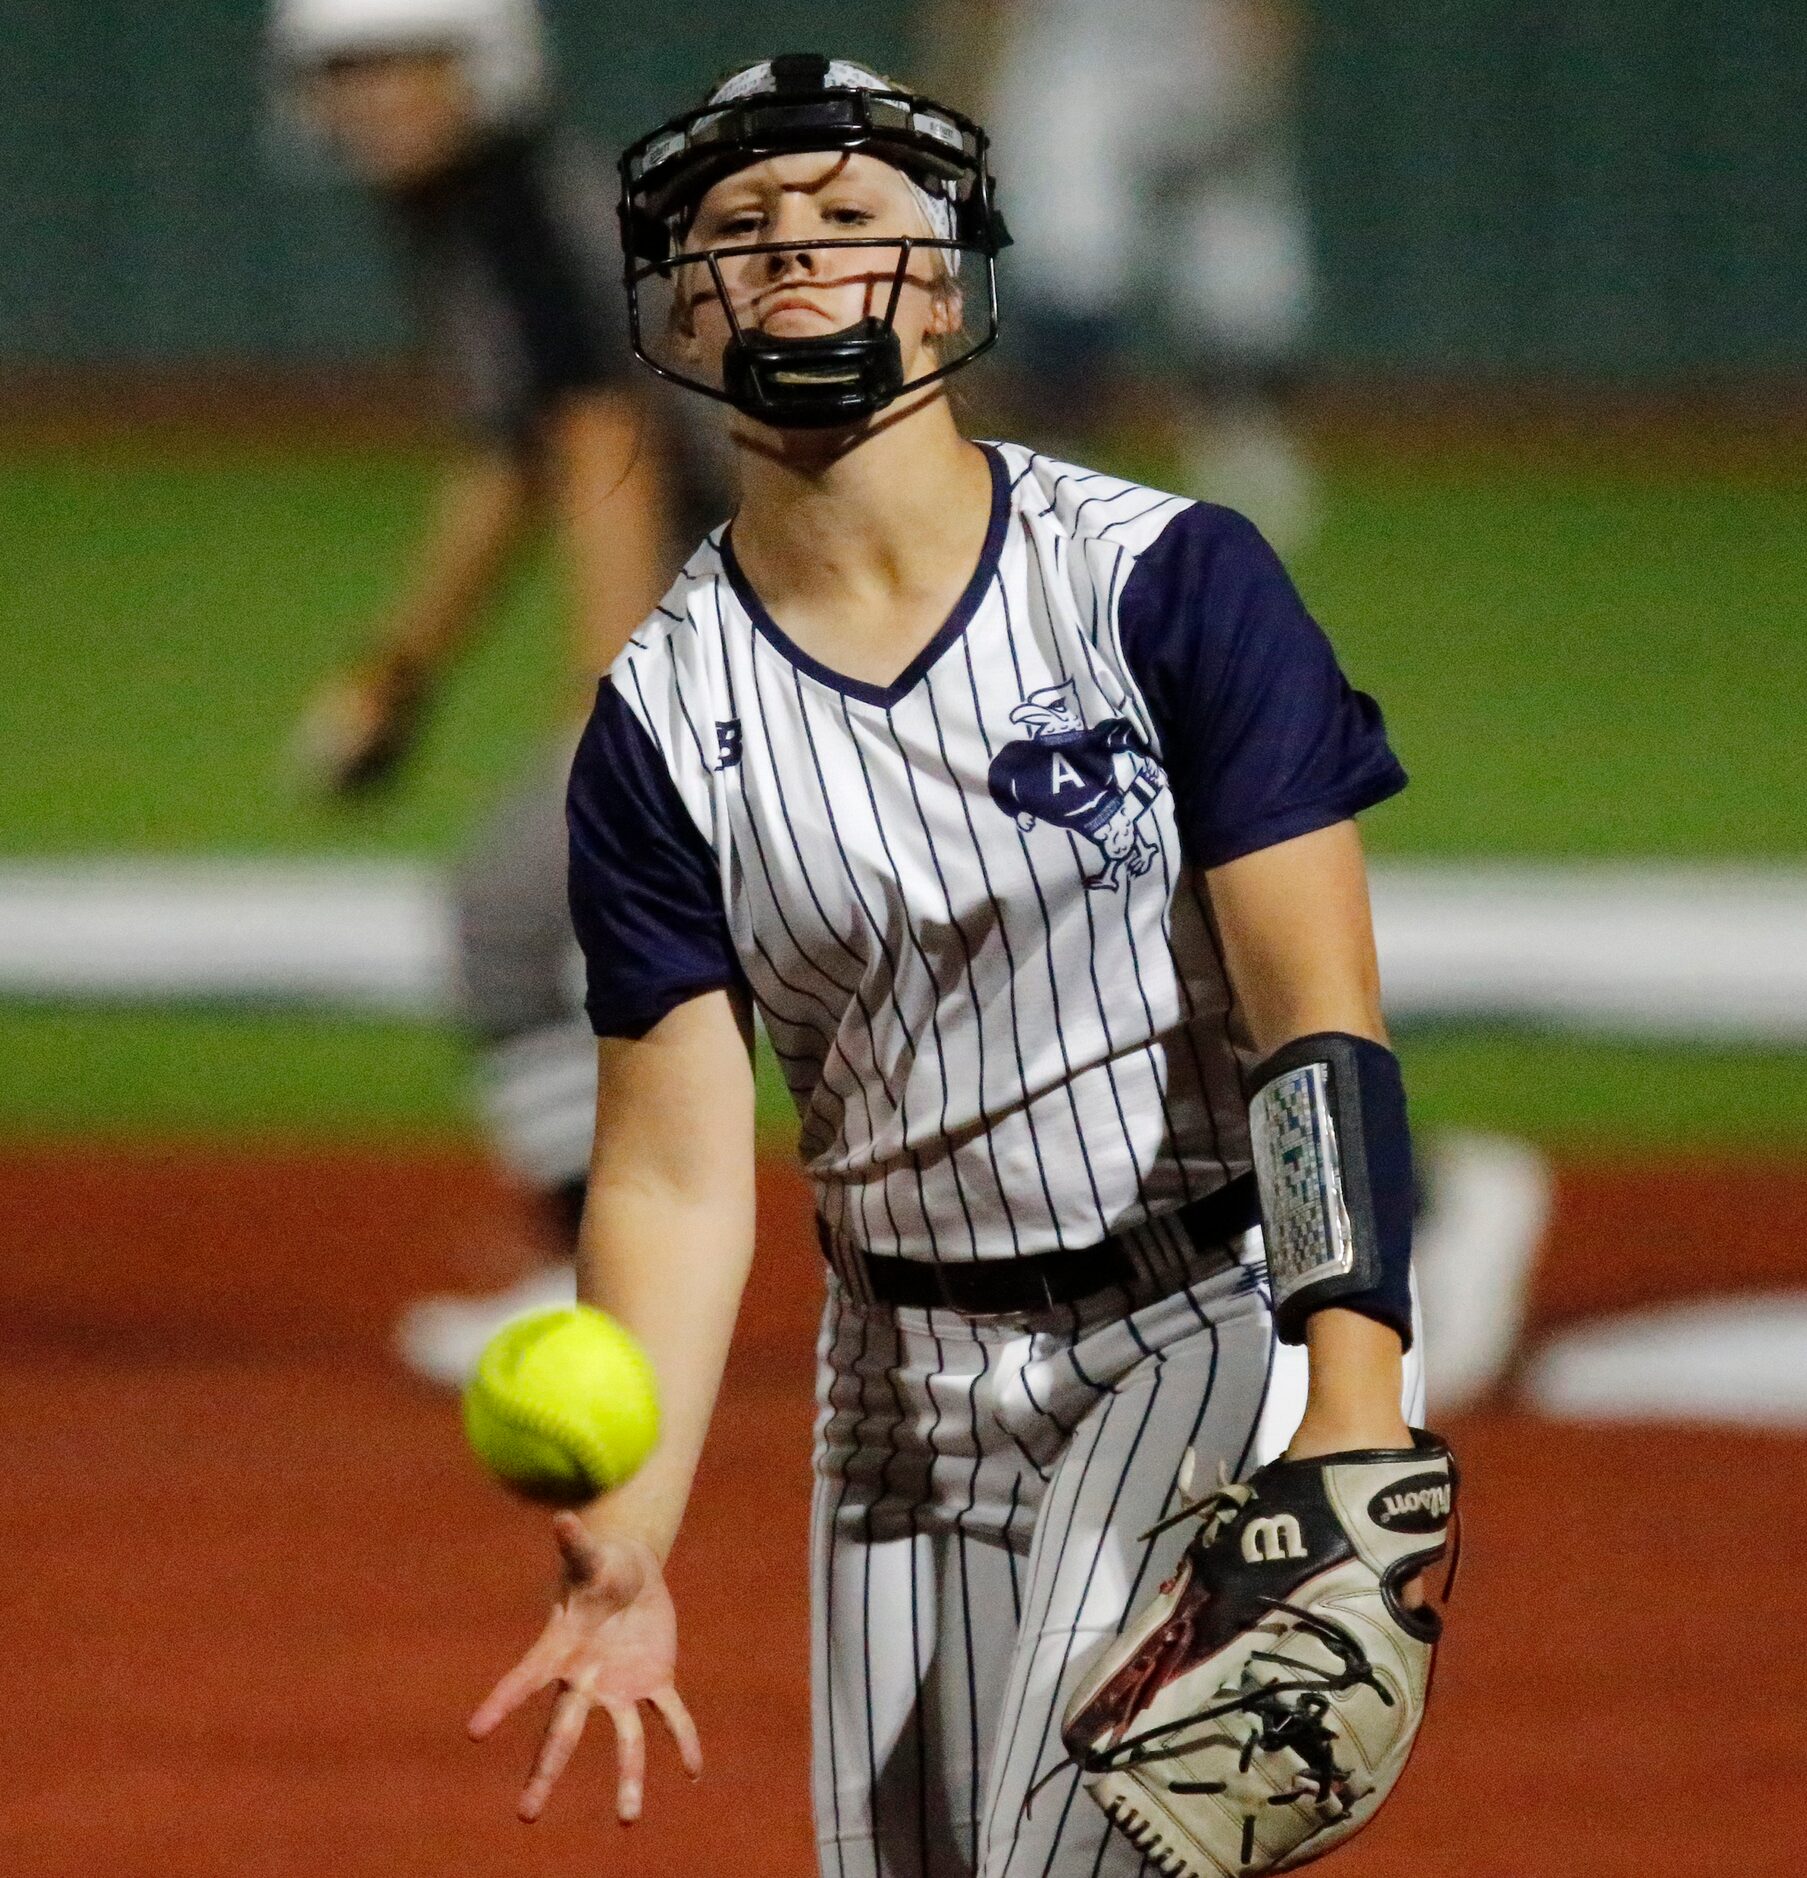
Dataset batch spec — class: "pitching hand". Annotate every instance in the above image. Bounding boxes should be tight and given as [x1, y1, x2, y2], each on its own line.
[469, 1514, 702, 1824]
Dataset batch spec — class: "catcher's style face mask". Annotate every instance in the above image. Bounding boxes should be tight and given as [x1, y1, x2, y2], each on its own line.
[618, 53, 1011, 430]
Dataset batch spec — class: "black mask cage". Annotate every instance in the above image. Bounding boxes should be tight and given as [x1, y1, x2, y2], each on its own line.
[617, 56, 1010, 430]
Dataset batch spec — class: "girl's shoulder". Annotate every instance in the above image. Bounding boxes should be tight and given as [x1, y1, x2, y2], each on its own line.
[597, 531, 744, 787]
[608, 527, 733, 684]
[987, 440, 1194, 559]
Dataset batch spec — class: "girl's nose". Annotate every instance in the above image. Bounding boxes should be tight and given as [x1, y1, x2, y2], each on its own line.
[764, 197, 821, 268]
[764, 238, 815, 277]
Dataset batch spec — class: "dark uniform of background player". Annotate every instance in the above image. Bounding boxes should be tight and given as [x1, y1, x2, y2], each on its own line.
[271, 0, 712, 1382]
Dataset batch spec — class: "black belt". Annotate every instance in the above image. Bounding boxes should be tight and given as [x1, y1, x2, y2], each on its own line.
[821, 1174, 1259, 1317]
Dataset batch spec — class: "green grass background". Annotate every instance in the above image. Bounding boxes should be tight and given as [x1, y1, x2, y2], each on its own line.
[4, 436, 1803, 1148]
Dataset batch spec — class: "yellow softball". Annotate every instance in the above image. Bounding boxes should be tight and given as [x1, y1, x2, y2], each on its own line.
[462, 1304, 660, 1506]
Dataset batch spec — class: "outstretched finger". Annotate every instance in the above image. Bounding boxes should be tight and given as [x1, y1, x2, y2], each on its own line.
[604, 1698, 647, 1823]
[469, 1648, 555, 1740]
[551, 1511, 603, 1587]
[651, 1686, 703, 1780]
[519, 1685, 591, 1823]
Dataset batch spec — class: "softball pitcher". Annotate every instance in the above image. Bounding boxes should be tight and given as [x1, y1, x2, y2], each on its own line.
[471, 56, 1450, 1878]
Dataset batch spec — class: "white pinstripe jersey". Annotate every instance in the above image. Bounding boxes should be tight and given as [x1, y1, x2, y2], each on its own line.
[568, 443, 1406, 1264]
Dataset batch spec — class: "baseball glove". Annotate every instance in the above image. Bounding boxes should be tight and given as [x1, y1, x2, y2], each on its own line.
[1059, 1432, 1457, 1876]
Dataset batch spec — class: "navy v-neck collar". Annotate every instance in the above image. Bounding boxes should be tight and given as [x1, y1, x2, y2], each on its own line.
[720, 442, 1009, 710]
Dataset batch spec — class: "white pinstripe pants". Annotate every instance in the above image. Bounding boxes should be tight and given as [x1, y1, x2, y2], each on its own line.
[809, 1255, 1275, 1878]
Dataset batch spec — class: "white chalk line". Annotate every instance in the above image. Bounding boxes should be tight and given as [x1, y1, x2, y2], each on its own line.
[1522, 1295, 1807, 1430]
[2, 857, 1800, 1428]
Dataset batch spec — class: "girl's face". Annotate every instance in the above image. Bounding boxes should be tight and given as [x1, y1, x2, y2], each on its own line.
[672, 150, 962, 385]
[304, 50, 479, 188]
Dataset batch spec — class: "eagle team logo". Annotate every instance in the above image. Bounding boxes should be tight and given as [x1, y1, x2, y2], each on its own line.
[985, 683, 1167, 891]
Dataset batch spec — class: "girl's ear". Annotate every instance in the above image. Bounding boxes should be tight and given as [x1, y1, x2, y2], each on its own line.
[926, 275, 965, 341]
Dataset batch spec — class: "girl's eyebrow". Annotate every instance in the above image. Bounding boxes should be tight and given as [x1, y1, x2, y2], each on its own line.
[704, 174, 774, 207]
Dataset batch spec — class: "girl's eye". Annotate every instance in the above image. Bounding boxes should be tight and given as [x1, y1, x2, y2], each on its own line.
[717, 212, 763, 238]
[827, 205, 875, 226]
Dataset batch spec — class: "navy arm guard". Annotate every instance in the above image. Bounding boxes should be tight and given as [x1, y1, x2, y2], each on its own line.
[1246, 1031, 1414, 1347]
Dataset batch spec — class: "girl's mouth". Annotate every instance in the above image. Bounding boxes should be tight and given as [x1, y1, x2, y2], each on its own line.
[760, 294, 835, 319]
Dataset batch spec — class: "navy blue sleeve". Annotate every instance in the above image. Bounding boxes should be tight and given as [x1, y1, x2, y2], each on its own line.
[567, 679, 746, 1039]
[1118, 504, 1406, 868]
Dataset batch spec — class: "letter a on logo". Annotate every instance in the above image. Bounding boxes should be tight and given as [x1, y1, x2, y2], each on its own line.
[1241, 1514, 1306, 1565]
[1049, 752, 1083, 792]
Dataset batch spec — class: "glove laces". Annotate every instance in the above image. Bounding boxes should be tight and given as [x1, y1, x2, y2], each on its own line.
[1029, 1451, 1392, 1827]
[1137, 1450, 1250, 1547]
[1073, 1598, 1389, 1787]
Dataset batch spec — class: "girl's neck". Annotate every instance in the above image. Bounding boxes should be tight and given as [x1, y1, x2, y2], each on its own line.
[728, 392, 992, 613]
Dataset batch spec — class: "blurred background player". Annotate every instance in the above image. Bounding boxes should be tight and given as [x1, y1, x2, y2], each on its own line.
[953, 0, 1319, 550]
[271, 0, 707, 1383]
[939, 0, 1553, 1334]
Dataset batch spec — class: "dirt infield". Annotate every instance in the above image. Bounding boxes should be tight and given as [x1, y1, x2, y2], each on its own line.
[4, 1144, 1804, 1877]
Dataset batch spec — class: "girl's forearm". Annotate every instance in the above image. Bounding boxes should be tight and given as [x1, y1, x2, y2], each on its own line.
[574, 1172, 757, 1563]
[376, 452, 536, 678]
[1285, 1308, 1413, 1459]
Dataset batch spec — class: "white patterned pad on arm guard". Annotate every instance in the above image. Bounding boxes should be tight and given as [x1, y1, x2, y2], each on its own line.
[1248, 1061, 1359, 1320]
[1059, 1434, 1457, 1875]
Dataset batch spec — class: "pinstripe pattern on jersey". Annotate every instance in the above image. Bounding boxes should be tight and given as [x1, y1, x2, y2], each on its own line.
[811, 1256, 1273, 1876]
[609, 445, 1253, 1264]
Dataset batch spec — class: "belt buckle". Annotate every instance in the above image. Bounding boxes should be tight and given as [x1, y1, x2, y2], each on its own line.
[936, 1256, 1064, 1323]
